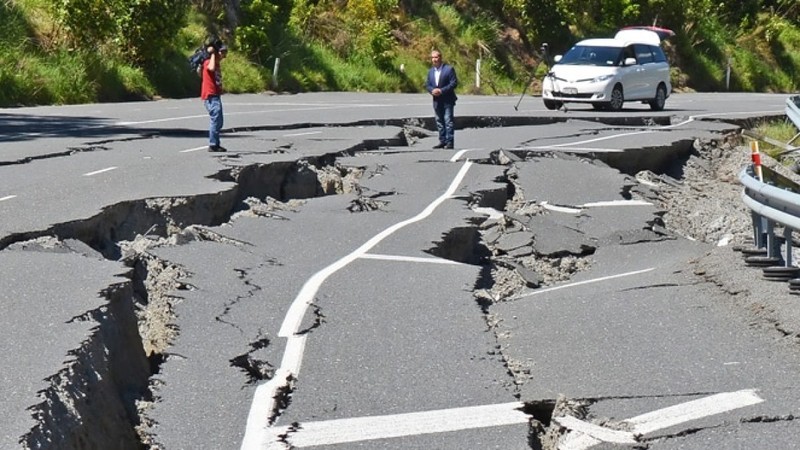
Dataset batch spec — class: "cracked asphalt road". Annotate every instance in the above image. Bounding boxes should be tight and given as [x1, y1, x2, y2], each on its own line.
[1, 92, 798, 449]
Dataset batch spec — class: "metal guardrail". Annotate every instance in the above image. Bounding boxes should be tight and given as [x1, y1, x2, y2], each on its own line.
[738, 95, 800, 287]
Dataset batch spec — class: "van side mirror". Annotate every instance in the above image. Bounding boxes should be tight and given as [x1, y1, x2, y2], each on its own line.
[624, 57, 637, 66]
[554, 55, 562, 63]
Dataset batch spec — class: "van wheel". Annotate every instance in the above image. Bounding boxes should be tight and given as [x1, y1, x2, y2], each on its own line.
[649, 84, 667, 111]
[544, 99, 561, 110]
[607, 85, 624, 111]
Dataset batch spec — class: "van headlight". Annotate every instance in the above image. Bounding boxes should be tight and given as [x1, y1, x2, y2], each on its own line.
[592, 74, 614, 83]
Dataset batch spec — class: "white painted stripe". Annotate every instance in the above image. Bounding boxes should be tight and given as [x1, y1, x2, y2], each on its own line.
[82, 166, 118, 177]
[278, 160, 473, 337]
[283, 131, 322, 137]
[180, 146, 210, 153]
[241, 335, 308, 449]
[360, 253, 465, 265]
[581, 200, 653, 207]
[541, 201, 582, 214]
[472, 206, 504, 219]
[450, 148, 482, 161]
[559, 389, 764, 450]
[276, 402, 528, 448]
[553, 416, 636, 444]
[510, 268, 655, 300]
[514, 146, 625, 152]
[241, 161, 475, 450]
[0, 195, 17, 202]
[626, 389, 764, 435]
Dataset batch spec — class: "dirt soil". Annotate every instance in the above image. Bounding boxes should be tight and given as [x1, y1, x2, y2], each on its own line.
[641, 139, 800, 347]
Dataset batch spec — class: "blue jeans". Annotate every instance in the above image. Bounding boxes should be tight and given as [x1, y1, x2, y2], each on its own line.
[204, 95, 224, 146]
[433, 101, 455, 146]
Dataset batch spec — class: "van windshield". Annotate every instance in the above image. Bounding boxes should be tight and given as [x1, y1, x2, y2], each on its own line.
[558, 45, 623, 66]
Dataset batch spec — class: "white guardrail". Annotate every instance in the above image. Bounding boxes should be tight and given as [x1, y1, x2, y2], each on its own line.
[738, 95, 800, 287]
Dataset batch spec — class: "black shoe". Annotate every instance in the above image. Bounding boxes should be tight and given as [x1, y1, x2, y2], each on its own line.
[208, 145, 227, 152]
[444, 144, 454, 149]
[433, 143, 446, 149]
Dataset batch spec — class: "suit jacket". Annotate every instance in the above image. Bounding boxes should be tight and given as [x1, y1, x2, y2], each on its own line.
[426, 64, 458, 106]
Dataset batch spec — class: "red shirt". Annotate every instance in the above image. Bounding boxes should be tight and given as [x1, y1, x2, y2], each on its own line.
[201, 58, 222, 99]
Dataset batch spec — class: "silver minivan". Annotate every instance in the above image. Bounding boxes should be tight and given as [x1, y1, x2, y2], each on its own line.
[541, 29, 671, 111]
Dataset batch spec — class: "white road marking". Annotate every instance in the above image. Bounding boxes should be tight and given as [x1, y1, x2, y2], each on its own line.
[472, 206, 504, 219]
[180, 146, 210, 153]
[82, 166, 118, 177]
[283, 131, 322, 137]
[272, 402, 528, 448]
[241, 161, 475, 450]
[360, 253, 465, 265]
[554, 416, 637, 444]
[542, 200, 652, 214]
[451, 148, 482, 161]
[559, 389, 764, 450]
[581, 200, 653, 207]
[0, 195, 17, 202]
[509, 268, 655, 300]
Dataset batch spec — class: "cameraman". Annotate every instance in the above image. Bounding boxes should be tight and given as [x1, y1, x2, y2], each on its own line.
[201, 41, 228, 152]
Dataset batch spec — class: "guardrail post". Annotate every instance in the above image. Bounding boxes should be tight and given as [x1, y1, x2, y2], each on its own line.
[784, 227, 794, 267]
[752, 211, 765, 248]
[766, 219, 780, 261]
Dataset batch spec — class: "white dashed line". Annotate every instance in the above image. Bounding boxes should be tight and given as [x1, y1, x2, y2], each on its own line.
[283, 131, 322, 137]
[180, 146, 210, 153]
[0, 195, 17, 202]
[82, 167, 118, 177]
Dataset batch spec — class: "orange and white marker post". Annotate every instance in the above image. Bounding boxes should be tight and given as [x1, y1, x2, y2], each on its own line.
[750, 140, 763, 182]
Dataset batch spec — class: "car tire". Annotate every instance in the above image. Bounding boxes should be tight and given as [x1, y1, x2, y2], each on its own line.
[543, 99, 561, 110]
[607, 85, 624, 111]
[649, 84, 667, 111]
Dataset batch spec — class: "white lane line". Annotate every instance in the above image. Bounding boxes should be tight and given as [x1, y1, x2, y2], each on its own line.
[0, 195, 17, 202]
[360, 253, 465, 265]
[541, 200, 652, 214]
[509, 268, 655, 300]
[450, 148, 482, 161]
[283, 131, 322, 137]
[554, 416, 637, 445]
[581, 200, 653, 207]
[273, 402, 528, 448]
[559, 389, 764, 450]
[82, 166, 118, 177]
[627, 389, 764, 434]
[277, 160, 473, 337]
[241, 161, 475, 450]
[180, 146, 210, 153]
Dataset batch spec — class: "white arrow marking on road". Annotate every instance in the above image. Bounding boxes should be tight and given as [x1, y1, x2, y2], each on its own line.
[558, 389, 764, 450]
[82, 166, 117, 177]
[270, 402, 529, 448]
[0, 195, 17, 202]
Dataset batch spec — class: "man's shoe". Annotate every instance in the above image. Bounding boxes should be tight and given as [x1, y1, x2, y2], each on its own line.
[208, 145, 227, 152]
[433, 143, 446, 149]
[444, 144, 454, 149]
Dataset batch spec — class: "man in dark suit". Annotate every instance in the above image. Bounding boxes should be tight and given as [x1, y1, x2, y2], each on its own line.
[425, 49, 458, 149]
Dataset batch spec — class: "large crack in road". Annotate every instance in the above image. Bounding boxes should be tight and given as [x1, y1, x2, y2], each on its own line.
[2, 114, 791, 449]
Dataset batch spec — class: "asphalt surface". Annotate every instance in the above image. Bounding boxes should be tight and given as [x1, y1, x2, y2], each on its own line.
[1, 92, 798, 450]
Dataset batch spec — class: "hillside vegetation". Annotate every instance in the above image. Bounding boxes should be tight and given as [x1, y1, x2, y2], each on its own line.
[0, 0, 798, 107]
